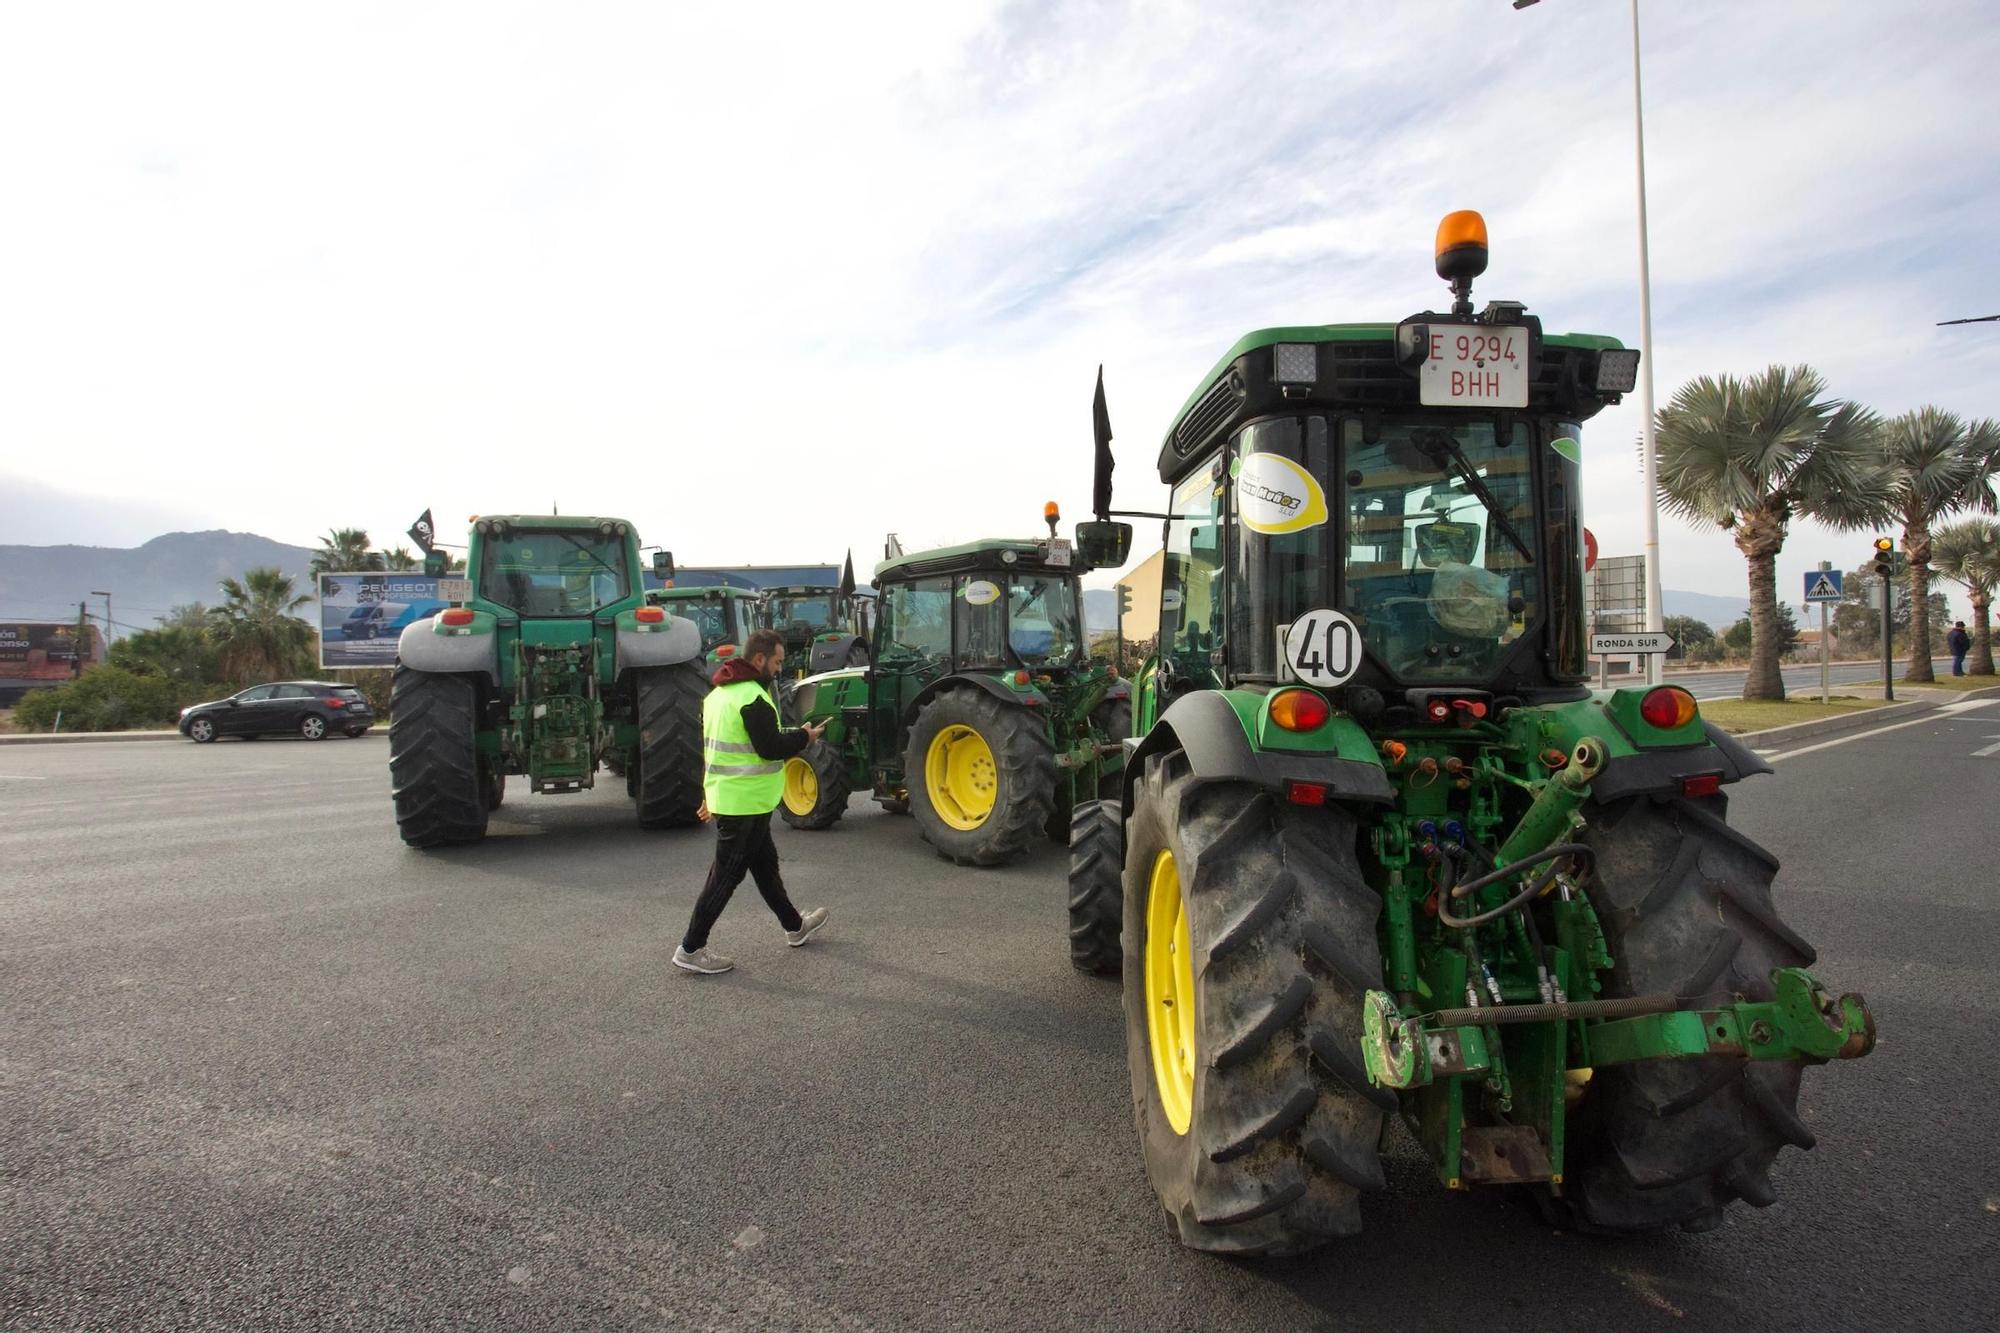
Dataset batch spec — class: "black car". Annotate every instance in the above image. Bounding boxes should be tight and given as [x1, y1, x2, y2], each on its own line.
[178, 681, 375, 742]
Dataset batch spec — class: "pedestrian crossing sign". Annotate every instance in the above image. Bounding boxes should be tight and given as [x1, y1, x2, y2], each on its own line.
[1804, 569, 1844, 603]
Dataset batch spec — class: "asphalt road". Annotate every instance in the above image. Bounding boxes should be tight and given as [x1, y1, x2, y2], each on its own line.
[4, 715, 1997, 1331]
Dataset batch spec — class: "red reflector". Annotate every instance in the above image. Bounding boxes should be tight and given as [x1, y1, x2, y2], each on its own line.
[1286, 781, 1329, 806]
[635, 606, 665, 623]
[440, 608, 474, 627]
[1680, 773, 1722, 798]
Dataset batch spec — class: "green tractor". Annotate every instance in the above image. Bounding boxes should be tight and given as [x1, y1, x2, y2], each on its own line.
[646, 583, 767, 666]
[1068, 212, 1876, 1254]
[777, 517, 1130, 866]
[389, 515, 707, 847]
[761, 582, 875, 678]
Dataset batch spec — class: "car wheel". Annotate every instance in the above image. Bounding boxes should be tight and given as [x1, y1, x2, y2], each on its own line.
[299, 714, 328, 741]
[187, 716, 217, 744]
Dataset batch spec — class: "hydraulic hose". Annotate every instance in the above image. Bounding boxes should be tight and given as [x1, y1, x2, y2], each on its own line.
[1449, 842, 1593, 900]
[1438, 861, 1563, 929]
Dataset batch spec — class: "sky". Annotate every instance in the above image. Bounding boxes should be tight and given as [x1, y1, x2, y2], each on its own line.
[4, 1, 1998, 620]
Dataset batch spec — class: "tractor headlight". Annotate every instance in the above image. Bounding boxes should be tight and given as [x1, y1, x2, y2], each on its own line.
[598, 521, 615, 536]
[1594, 348, 1640, 394]
[1272, 342, 1318, 384]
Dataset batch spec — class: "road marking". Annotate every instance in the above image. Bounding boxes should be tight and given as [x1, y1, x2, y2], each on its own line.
[1767, 701, 2000, 762]
[0, 775, 48, 781]
[1974, 736, 2000, 758]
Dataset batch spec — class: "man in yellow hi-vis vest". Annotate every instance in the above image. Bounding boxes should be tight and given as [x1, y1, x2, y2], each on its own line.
[673, 628, 831, 975]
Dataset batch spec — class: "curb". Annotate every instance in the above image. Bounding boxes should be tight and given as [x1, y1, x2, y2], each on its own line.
[1736, 682, 2000, 748]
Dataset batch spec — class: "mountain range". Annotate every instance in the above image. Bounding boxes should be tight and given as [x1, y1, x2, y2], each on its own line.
[0, 531, 317, 633]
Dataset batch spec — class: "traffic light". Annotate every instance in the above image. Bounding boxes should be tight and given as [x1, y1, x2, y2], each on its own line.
[1115, 584, 1133, 623]
[1871, 537, 1895, 579]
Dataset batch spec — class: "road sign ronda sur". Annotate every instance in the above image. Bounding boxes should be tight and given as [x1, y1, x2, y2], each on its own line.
[1804, 569, 1844, 603]
[1590, 631, 1675, 655]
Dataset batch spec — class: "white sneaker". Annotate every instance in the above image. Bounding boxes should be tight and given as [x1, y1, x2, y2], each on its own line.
[672, 945, 735, 975]
[786, 907, 830, 947]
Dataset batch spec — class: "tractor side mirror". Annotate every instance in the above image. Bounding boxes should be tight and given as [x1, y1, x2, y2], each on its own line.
[652, 550, 675, 582]
[422, 550, 449, 577]
[1074, 521, 1132, 569]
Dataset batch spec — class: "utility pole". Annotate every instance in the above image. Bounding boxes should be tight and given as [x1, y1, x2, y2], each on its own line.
[73, 601, 89, 677]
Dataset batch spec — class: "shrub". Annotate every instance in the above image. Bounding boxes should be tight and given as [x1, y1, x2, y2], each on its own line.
[12, 666, 194, 732]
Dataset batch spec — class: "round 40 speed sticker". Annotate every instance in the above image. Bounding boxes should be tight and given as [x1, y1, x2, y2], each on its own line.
[1283, 608, 1362, 687]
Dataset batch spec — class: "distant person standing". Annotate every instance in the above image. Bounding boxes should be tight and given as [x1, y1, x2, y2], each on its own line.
[1947, 620, 1972, 676]
[673, 628, 830, 975]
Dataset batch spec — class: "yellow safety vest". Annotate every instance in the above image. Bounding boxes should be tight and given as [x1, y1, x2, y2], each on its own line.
[701, 679, 787, 814]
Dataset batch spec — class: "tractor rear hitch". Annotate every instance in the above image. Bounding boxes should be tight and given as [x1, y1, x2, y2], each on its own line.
[1362, 967, 1875, 1092]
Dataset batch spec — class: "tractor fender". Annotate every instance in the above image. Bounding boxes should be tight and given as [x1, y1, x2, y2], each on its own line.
[1118, 689, 1394, 810]
[808, 633, 866, 677]
[1590, 721, 1773, 803]
[902, 672, 1043, 726]
[615, 615, 702, 673]
[397, 615, 500, 684]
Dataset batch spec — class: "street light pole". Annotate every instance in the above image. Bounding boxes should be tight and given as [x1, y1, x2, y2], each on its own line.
[1629, 0, 1665, 687]
[1517, 0, 1668, 684]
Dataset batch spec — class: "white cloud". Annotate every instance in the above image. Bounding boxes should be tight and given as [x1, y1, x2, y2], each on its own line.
[1, 0, 1996, 621]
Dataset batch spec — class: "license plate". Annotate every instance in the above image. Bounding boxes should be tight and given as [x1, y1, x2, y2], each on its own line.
[1420, 324, 1528, 408]
[437, 578, 472, 603]
[1040, 539, 1072, 567]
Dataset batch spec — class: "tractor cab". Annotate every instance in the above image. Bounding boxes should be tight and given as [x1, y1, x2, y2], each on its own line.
[761, 584, 876, 677]
[646, 584, 765, 663]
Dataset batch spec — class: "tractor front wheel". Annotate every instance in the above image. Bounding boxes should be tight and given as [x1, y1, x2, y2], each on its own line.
[906, 688, 1056, 867]
[1121, 751, 1390, 1255]
[1555, 795, 1822, 1233]
[634, 664, 706, 828]
[1067, 798, 1123, 976]
[389, 668, 489, 848]
[779, 741, 853, 830]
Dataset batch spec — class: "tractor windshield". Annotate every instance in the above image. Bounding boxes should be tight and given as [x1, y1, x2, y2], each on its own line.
[1155, 412, 1585, 688]
[769, 594, 835, 632]
[478, 530, 630, 617]
[1005, 574, 1081, 666]
[667, 597, 733, 650]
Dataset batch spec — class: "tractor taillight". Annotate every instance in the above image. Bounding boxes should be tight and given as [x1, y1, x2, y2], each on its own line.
[1639, 686, 1697, 730]
[1680, 773, 1722, 799]
[716, 644, 736, 657]
[440, 608, 474, 627]
[635, 606, 665, 623]
[1014, 670, 1030, 686]
[1269, 688, 1330, 732]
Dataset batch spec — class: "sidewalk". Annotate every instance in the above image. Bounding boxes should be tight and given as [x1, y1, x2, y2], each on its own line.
[0, 729, 185, 745]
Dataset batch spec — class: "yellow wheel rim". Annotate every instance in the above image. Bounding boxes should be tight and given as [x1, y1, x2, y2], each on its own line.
[1144, 848, 1196, 1135]
[782, 756, 818, 815]
[924, 723, 997, 830]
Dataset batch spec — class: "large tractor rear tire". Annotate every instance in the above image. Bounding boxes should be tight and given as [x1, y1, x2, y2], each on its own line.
[779, 741, 852, 830]
[1555, 794, 1820, 1233]
[1121, 752, 1391, 1255]
[634, 664, 706, 828]
[1068, 799, 1123, 976]
[906, 688, 1057, 867]
[390, 668, 489, 848]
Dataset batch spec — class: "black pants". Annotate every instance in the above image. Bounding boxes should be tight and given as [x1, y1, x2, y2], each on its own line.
[682, 810, 801, 951]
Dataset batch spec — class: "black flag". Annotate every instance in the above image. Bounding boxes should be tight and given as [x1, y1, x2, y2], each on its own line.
[407, 508, 436, 553]
[1092, 366, 1115, 520]
[838, 549, 856, 599]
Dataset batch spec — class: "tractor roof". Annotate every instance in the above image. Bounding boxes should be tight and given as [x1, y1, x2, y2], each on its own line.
[653, 585, 759, 600]
[472, 514, 637, 531]
[875, 538, 1073, 583]
[1159, 321, 1626, 484]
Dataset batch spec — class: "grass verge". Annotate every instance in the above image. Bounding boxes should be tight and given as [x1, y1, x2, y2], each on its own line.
[1697, 696, 1885, 735]
[1897, 672, 2000, 691]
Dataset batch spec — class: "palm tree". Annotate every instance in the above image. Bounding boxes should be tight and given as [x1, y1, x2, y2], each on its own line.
[380, 546, 421, 571]
[210, 567, 315, 685]
[309, 528, 383, 577]
[1933, 516, 2000, 675]
[1655, 365, 1883, 700]
[1875, 410, 1999, 682]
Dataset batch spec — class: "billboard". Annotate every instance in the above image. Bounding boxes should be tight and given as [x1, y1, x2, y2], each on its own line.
[0, 622, 103, 675]
[317, 573, 460, 670]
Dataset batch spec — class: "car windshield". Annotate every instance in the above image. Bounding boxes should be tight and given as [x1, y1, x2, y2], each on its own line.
[478, 530, 629, 617]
